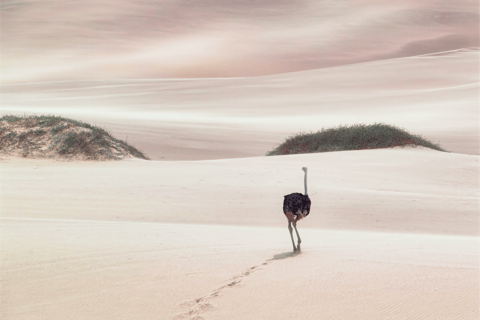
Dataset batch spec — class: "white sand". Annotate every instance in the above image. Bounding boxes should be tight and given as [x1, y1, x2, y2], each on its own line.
[1, 2, 479, 318]
[1, 148, 478, 234]
[2, 48, 479, 158]
[1, 147, 479, 319]
[1, 220, 477, 320]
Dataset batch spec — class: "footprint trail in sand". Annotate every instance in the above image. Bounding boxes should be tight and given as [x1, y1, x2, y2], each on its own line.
[173, 255, 292, 320]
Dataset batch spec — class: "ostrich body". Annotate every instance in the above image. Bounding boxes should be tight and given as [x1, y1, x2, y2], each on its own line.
[283, 167, 311, 252]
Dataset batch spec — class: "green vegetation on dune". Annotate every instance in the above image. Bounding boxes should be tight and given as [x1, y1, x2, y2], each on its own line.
[266, 123, 447, 156]
[0, 114, 149, 160]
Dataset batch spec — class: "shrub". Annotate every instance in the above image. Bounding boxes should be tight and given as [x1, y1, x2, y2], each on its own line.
[1, 115, 22, 123]
[50, 124, 68, 135]
[266, 123, 447, 156]
[0, 114, 149, 160]
[32, 129, 47, 136]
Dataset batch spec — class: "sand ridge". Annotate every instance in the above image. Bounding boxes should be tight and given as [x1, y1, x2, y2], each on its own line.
[1, 2, 479, 317]
[2, 148, 478, 235]
[2, 48, 478, 159]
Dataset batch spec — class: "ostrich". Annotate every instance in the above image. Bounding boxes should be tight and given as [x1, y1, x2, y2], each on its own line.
[283, 167, 311, 252]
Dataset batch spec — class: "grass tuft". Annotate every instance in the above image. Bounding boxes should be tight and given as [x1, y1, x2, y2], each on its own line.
[32, 129, 47, 136]
[266, 123, 447, 156]
[1, 115, 22, 123]
[50, 123, 68, 135]
[4, 132, 17, 140]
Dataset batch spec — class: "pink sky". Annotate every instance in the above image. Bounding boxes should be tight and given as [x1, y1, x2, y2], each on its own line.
[1, 0, 478, 82]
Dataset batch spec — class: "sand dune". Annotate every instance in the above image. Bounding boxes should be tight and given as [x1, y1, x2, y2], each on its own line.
[1, 0, 478, 81]
[2, 49, 479, 317]
[2, 2, 479, 318]
[2, 48, 479, 159]
[1, 146, 479, 319]
[1, 148, 478, 234]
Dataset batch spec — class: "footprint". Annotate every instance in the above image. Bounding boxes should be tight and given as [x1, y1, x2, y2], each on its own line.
[227, 280, 238, 287]
[172, 313, 205, 320]
[178, 300, 196, 308]
[174, 259, 273, 319]
[173, 302, 213, 320]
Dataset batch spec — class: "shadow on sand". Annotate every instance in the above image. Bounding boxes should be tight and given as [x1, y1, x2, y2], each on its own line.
[271, 251, 300, 260]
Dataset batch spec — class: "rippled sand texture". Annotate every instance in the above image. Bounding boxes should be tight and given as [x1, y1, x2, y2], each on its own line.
[2, 48, 479, 159]
[1, 148, 479, 319]
[1, 1, 479, 319]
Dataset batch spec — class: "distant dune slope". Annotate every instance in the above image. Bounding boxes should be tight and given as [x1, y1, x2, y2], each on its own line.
[2, 49, 478, 159]
[1, 0, 478, 81]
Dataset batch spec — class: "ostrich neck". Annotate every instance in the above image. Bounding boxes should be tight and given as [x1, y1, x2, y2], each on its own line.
[304, 171, 308, 195]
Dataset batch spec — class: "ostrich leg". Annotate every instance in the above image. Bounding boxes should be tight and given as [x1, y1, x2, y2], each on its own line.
[293, 218, 302, 252]
[288, 221, 297, 252]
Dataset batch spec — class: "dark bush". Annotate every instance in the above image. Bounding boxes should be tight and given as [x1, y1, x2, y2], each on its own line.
[266, 123, 447, 156]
